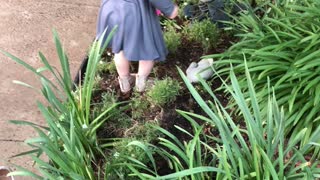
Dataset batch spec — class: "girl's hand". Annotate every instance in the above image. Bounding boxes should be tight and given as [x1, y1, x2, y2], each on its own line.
[156, 9, 162, 16]
[169, 5, 179, 19]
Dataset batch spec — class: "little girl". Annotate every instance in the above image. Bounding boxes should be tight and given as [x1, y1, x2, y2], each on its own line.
[96, 0, 179, 93]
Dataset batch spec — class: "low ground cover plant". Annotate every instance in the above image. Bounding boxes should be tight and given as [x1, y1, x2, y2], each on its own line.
[184, 18, 219, 52]
[147, 77, 181, 107]
[163, 20, 182, 53]
[97, 57, 117, 75]
[130, 91, 151, 120]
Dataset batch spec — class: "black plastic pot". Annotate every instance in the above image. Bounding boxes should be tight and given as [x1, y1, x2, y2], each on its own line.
[72, 55, 89, 90]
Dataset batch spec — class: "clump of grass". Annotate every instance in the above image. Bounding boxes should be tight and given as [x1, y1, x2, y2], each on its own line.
[147, 77, 181, 107]
[104, 138, 150, 179]
[184, 19, 219, 52]
[104, 121, 160, 179]
[3, 29, 121, 179]
[212, 0, 320, 143]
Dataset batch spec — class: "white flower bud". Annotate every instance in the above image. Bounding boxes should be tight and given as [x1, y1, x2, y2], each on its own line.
[82, 124, 88, 129]
[114, 152, 120, 158]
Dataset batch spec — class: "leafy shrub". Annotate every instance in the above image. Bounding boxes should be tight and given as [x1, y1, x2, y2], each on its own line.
[95, 91, 127, 120]
[93, 91, 132, 135]
[162, 19, 182, 53]
[184, 19, 219, 52]
[97, 59, 117, 75]
[164, 27, 182, 53]
[92, 74, 102, 90]
[209, 0, 320, 143]
[147, 77, 181, 107]
[126, 121, 160, 142]
[130, 92, 151, 120]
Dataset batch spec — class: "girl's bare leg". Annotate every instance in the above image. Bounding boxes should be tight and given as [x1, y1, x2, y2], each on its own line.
[114, 51, 130, 78]
[136, 60, 154, 92]
[114, 51, 132, 93]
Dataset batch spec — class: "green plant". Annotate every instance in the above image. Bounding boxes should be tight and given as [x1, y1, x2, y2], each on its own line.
[209, 0, 320, 145]
[164, 27, 182, 53]
[126, 121, 160, 142]
[130, 92, 151, 120]
[126, 128, 219, 179]
[184, 19, 219, 52]
[97, 58, 117, 75]
[102, 120, 161, 179]
[179, 0, 199, 5]
[125, 64, 320, 179]
[147, 77, 181, 107]
[161, 18, 182, 31]
[93, 91, 132, 136]
[1, 29, 120, 179]
[181, 64, 320, 179]
[161, 18, 182, 53]
[92, 74, 103, 91]
[103, 138, 152, 180]
[177, 0, 194, 19]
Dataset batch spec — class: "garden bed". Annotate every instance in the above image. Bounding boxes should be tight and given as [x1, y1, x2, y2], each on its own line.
[93, 31, 232, 137]
[89, 20, 234, 176]
[7, 1, 320, 179]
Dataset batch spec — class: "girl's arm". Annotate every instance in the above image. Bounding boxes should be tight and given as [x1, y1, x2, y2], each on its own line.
[149, 0, 179, 19]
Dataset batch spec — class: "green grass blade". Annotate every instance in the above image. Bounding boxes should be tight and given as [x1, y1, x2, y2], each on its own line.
[156, 167, 225, 180]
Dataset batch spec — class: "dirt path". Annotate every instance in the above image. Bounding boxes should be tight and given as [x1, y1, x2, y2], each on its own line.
[0, 0, 99, 177]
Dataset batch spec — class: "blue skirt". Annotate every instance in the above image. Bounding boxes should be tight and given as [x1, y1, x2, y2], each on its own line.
[96, 0, 175, 61]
